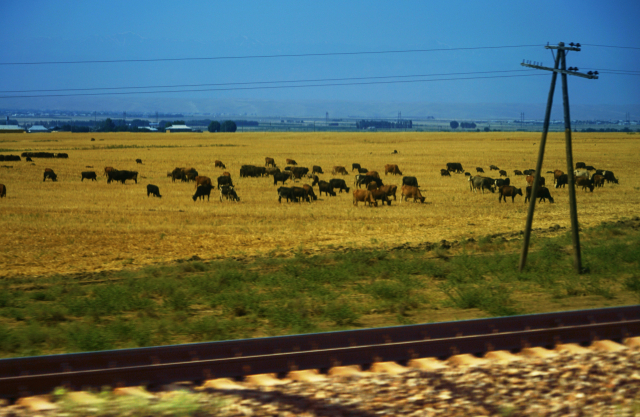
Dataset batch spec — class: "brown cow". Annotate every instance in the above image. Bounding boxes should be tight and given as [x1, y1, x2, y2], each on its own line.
[384, 164, 402, 176]
[353, 189, 377, 207]
[526, 175, 545, 187]
[553, 170, 564, 184]
[214, 160, 226, 169]
[302, 184, 317, 201]
[265, 157, 276, 167]
[401, 185, 425, 203]
[366, 181, 378, 191]
[194, 176, 212, 189]
[440, 169, 451, 177]
[576, 177, 594, 192]
[332, 166, 348, 175]
[498, 185, 523, 203]
[593, 174, 605, 188]
[370, 188, 391, 205]
[286, 159, 297, 166]
[104, 166, 115, 177]
[222, 171, 231, 177]
[365, 171, 380, 179]
[0, 183, 5, 198]
[379, 184, 397, 201]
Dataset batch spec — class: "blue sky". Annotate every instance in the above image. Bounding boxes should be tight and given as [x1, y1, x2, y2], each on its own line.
[1, 0, 638, 112]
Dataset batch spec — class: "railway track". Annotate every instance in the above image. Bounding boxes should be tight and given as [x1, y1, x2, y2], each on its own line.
[1, 305, 639, 402]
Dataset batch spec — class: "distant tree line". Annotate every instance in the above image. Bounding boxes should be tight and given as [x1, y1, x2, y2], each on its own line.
[356, 120, 412, 129]
[208, 120, 237, 132]
[450, 121, 477, 129]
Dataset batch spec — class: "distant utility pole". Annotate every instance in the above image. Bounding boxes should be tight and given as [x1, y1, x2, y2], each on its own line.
[326, 112, 329, 126]
[521, 112, 524, 129]
[519, 42, 598, 274]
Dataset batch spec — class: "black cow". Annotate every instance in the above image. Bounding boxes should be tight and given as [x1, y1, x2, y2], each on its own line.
[330, 179, 350, 193]
[446, 162, 464, 173]
[358, 167, 369, 174]
[585, 165, 596, 171]
[43, 169, 57, 182]
[499, 170, 507, 177]
[81, 171, 97, 181]
[357, 175, 383, 189]
[240, 165, 265, 178]
[514, 170, 524, 176]
[291, 167, 310, 180]
[26, 157, 33, 162]
[108, 170, 138, 184]
[402, 176, 419, 187]
[273, 172, 290, 186]
[217, 175, 234, 189]
[193, 184, 214, 201]
[489, 165, 500, 171]
[277, 187, 297, 203]
[555, 174, 568, 188]
[147, 184, 162, 198]
[311, 175, 320, 186]
[594, 169, 604, 176]
[220, 185, 239, 202]
[603, 170, 619, 184]
[312, 165, 324, 174]
[525, 186, 554, 204]
[575, 162, 586, 169]
[476, 167, 485, 173]
[494, 178, 510, 188]
[352, 163, 361, 172]
[523, 169, 535, 176]
[318, 181, 336, 197]
[56, 153, 68, 159]
[136, 159, 142, 164]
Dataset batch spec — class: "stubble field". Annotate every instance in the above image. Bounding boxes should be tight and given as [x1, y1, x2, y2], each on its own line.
[0, 131, 638, 279]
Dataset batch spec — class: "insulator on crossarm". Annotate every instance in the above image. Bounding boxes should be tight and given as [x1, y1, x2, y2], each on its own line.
[576, 43, 581, 47]
[569, 42, 575, 46]
[594, 71, 598, 75]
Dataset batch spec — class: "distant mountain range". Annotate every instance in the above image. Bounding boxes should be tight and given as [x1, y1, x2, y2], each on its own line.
[3, 97, 638, 121]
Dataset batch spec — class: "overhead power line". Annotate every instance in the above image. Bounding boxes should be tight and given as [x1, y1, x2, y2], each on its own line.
[581, 44, 640, 50]
[0, 69, 537, 93]
[0, 73, 547, 99]
[0, 44, 544, 66]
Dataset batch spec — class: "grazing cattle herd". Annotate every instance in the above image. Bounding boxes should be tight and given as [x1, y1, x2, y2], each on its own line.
[0, 152, 620, 210]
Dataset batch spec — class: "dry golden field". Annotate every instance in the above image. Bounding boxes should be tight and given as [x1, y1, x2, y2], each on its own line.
[0, 131, 638, 278]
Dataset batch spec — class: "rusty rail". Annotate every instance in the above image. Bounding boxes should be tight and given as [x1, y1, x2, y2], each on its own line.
[1, 305, 638, 400]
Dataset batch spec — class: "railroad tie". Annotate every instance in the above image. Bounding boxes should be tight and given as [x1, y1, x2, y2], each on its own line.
[483, 350, 522, 364]
[591, 340, 628, 352]
[369, 361, 410, 374]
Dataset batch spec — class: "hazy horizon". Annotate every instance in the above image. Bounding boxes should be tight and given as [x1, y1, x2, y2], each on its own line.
[1, 1, 638, 118]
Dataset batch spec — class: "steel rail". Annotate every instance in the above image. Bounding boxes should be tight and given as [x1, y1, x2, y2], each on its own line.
[1, 305, 638, 400]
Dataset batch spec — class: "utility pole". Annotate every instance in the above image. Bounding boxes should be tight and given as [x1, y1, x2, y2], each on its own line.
[519, 42, 598, 274]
